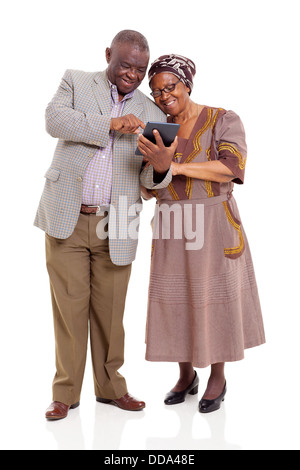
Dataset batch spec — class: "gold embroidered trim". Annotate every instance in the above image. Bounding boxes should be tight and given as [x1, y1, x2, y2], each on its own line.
[204, 145, 214, 197]
[184, 108, 214, 198]
[151, 190, 160, 200]
[185, 177, 193, 199]
[222, 201, 244, 255]
[167, 182, 180, 201]
[206, 146, 211, 160]
[185, 108, 213, 164]
[211, 108, 225, 132]
[218, 143, 247, 170]
[205, 181, 214, 198]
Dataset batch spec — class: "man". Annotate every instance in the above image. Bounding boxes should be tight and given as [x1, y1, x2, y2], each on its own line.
[34, 30, 174, 420]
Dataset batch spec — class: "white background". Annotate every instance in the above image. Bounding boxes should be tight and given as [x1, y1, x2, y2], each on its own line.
[0, 0, 299, 450]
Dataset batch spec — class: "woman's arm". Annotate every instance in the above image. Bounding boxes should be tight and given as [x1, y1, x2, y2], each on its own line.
[171, 161, 235, 183]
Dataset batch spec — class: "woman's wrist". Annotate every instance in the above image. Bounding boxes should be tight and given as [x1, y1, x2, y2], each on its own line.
[178, 163, 186, 176]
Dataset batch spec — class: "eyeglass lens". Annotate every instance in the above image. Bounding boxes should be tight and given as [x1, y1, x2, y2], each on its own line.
[151, 80, 180, 98]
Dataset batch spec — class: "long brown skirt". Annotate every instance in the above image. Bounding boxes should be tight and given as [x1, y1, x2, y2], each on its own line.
[145, 195, 266, 368]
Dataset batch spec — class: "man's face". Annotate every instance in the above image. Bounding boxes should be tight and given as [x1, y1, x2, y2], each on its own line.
[106, 43, 149, 97]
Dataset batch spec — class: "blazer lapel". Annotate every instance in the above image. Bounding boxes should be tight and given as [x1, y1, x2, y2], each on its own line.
[92, 71, 111, 116]
[92, 72, 144, 143]
[122, 95, 143, 119]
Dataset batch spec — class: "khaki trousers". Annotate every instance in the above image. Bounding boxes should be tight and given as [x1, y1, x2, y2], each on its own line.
[45, 213, 132, 405]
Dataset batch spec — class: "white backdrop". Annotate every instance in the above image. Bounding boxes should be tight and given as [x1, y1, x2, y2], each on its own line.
[0, 0, 299, 450]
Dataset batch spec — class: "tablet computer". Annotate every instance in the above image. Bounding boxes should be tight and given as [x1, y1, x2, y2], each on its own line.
[135, 121, 180, 156]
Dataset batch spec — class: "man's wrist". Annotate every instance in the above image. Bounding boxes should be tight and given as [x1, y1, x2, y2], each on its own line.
[110, 118, 117, 131]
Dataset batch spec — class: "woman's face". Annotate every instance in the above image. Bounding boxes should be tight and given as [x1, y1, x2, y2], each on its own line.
[150, 73, 191, 116]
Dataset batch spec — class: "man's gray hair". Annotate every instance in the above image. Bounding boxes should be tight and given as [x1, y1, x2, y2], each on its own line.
[111, 30, 149, 52]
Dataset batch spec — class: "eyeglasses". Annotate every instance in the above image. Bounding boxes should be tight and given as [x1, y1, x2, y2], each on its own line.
[150, 79, 181, 98]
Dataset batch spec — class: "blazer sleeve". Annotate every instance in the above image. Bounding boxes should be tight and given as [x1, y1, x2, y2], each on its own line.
[45, 70, 111, 147]
[214, 110, 247, 184]
[140, 164, 172, 189]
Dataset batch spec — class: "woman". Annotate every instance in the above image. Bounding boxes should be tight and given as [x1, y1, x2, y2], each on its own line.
[138, 54, 265, 413]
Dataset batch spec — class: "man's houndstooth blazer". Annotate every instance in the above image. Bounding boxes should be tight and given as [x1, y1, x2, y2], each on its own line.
[34, 69, 172, 266]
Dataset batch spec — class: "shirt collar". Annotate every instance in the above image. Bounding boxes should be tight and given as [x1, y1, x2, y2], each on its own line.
[108, 78, 135, 104]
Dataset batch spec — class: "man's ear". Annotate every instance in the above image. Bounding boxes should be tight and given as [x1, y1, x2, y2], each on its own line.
[105, 47, 111, 64]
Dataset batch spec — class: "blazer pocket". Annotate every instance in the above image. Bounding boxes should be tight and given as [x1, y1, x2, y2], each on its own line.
[44, 167, 61, 182]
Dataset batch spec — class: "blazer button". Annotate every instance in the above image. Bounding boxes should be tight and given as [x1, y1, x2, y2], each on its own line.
[77, 176, 83, 182]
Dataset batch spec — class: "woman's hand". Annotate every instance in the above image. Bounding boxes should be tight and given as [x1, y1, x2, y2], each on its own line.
[137, 130, 178, 174]
[171, 162, 182, 176]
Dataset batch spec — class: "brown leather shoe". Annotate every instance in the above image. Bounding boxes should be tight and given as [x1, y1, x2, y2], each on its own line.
[96, 393, 146, 411]
[45, 401, 80, 420]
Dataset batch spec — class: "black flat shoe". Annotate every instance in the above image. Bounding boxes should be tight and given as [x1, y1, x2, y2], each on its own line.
[199, 382, 227, 414]
[164, 371, 199, 405]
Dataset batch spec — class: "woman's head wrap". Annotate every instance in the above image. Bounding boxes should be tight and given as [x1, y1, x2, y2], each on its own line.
[148, 54, 196, 94]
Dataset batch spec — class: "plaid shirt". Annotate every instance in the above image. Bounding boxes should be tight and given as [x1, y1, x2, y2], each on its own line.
[82, 82, 135, 206]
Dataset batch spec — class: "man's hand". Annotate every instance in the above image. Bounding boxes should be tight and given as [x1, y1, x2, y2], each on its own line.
[110, 114, 145, 134]
[137, 130, 178, 174]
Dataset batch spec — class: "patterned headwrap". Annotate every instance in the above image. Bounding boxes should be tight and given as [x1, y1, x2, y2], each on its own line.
[148, 54, 196, 94]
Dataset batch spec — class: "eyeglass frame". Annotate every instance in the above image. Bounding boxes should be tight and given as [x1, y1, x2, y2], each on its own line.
[150, 79, 181, 98]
